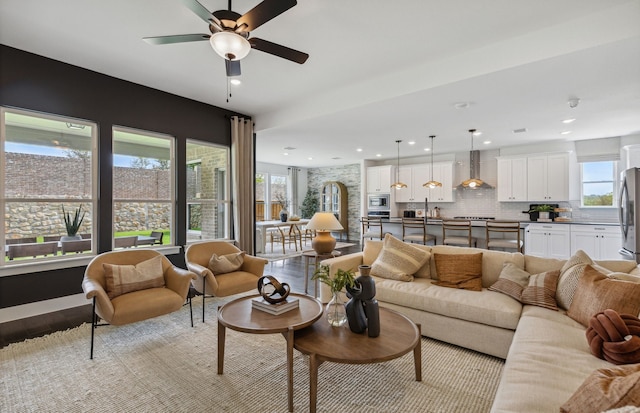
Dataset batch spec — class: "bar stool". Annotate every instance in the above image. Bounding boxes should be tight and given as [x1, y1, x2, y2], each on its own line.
[485, 220, 523, 252]
[361, 217, 384, 249]
[402, 217, 436, 245]
[442, 219, 477, 247]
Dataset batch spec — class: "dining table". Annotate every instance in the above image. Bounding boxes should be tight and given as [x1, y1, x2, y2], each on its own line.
[255, 219, 309, 253]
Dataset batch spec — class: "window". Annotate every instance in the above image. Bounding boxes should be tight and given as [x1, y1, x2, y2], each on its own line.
[1, 108, 97, 263]
[580, 161, 617, 207]
[186, 141, 230, 242]
[113, 127, 173, 248]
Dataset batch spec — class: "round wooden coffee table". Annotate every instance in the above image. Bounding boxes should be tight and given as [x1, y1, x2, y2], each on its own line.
[217, 293, 323, 412]
[294, 307, 422, 413]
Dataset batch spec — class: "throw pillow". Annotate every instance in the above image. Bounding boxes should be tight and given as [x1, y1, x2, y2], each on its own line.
[567, 265, 640, 327]
[103, 255, 165, 299]
[370, 234, 430, 282]
[586, 309, 640, 365]
[608, 272, 640, 283]
[557, 249, 594, 310]
[489, 262, 531, 301]
[433, 253, 483, 291]
[520, 270, 560, 311]
[208, 251, 245, 274]
[560, 364, 640, 413]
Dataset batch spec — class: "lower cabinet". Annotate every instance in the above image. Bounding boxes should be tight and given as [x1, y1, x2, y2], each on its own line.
[525, 223, 571, 260]
[570, 225, 622, 260]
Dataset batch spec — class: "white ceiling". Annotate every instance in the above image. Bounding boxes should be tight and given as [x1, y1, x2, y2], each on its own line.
[1, 0, 639, 167]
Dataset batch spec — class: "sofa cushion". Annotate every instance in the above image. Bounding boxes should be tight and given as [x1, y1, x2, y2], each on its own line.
[373, 276, 522, 330]
[208, 251, 245, 274]
[103, 255, 165, 299]
[521, 270, 560, 310]
[370, 234, 430, 282]
[560, 364, 640, 413]
[362, 240, 383, 266]
[430, 245, 524, 287]
[567, 265, 640, 327]
[433, 253, 483, 291]
[557, 250, 595, 310]
[489, 262, 531, 301]
[524, 254, 566, 275]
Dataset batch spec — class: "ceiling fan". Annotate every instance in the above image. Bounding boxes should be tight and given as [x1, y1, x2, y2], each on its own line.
[143, 0, 309, 77]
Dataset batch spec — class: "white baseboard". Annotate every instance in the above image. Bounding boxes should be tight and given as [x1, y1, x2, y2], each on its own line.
[0, 293, 90, 324]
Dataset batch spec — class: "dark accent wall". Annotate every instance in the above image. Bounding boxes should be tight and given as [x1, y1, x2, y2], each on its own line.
[0, 45, 249, 309]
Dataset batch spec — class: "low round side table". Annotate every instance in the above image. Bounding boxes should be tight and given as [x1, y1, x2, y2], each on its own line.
[294, 307, 422, 413]
[302, 250, 342, 297]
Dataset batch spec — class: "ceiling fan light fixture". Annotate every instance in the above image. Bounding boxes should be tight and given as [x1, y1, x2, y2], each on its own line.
[210, 31, 251, 61]
[391, 139, 407, 190]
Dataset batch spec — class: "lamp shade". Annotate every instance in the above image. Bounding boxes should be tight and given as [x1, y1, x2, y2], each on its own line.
[209, 32, 251, 61]
[305, 212, 344, 231]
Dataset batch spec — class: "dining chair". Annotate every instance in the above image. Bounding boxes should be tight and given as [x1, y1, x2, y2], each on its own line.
[402, 217, 436, 245]
[361, 217, 384, 249]
[442, 219, 477, 247]
[485, 220, 523, 252]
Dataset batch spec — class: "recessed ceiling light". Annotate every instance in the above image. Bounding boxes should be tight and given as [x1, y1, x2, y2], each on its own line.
[356, 148, 363, 152]
[283, 152, 289, 155]
[229, 78, 241, 86]
[562, 118, 576, 124]
[376, 154, 382, 157]
[408, 141, 416, 145]
[424, 147, 431, 152]
[560, 131, 572, 135]
[308, 157, 313, 160]
[483, 140, 491, 145]
[472, 131, 482, 136]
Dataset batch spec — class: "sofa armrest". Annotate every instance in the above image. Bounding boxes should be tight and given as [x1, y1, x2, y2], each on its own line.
[165, 266, 197, 299]
[317, 252, 365, 303]
[82, 277, 115, 322]
[242, 255, 268, 276]
[186, 261, 215, 293]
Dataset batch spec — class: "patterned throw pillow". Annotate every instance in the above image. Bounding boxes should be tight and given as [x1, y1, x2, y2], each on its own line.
[489, 263, 531, 301]
[208, 251, 245, 274]
[370, 234, 430, 282]
[567, 265, 640, 327]
[103, 255, 165, 299]
[557, 250, 595, 310]
[433, 253, 483, 291]
[520, 270, 560, 311]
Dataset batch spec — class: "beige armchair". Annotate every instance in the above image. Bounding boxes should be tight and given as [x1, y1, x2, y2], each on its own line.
[82, 249, 196, 359]
[185, 241, 268, 322]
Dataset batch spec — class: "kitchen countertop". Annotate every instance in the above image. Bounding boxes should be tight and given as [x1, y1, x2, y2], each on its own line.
[380, 218, 619, 227]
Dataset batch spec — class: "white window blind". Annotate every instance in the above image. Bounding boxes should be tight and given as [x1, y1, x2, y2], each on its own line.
[575, 137, 620, 162]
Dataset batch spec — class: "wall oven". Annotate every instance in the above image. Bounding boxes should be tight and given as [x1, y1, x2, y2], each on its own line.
[368, 194, 390, 211]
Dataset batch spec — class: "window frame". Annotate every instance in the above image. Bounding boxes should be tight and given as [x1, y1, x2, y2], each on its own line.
[579, 160, 618, 208]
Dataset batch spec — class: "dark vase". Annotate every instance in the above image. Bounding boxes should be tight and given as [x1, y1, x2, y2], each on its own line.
[345, 265, 380, 337]
[279, 210, 288, 222]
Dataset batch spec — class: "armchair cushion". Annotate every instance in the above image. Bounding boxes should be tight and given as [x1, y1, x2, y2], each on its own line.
[103, 255, 165, 299]
[208, 251, 245, 274]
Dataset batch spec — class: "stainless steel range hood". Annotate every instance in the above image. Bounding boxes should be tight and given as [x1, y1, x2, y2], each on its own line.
[457, 150, 493, 189]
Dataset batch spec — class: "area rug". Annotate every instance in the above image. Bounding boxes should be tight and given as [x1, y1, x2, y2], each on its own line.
[258, 242, 356, 262]
[0, 295, 504, 413]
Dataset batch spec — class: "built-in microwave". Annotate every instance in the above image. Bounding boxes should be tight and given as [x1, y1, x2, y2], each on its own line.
[368, 194, 390, 210]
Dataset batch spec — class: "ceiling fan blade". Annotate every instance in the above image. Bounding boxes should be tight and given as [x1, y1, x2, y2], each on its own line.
[225, 60, 241, 77]
[249, 37, 309, 64]
[180, 0, 223, 31]
[143, 34, 210, 45]
[236, 0, 297, 32]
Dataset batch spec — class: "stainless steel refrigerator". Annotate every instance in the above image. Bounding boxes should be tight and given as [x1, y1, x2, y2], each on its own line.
[619, 167, 640, 263]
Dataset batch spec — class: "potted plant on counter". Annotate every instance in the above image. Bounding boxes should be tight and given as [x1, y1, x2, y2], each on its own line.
[61, 204, 86, 241]
[529, 204, 554, 221]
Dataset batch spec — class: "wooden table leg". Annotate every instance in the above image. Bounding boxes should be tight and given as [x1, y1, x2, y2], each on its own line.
[309, 353, 319, 413]
[217, 321, 226, 374]
[304, 255, 310, 295]
[287, 327, 294, 412]
[414, 323, 422, 381]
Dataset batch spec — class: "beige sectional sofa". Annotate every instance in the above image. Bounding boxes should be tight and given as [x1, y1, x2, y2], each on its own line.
[320, 238, 640, 412]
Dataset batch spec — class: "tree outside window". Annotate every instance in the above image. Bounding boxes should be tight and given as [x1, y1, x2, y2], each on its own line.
[581, 161, 616, 207]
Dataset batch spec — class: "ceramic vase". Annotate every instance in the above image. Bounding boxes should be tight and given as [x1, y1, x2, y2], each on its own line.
[326, 291, 348, 327]
[279, 209, 288, 222]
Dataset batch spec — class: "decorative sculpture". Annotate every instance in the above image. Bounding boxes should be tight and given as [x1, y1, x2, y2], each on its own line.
[345, 265, 380, 337]
[257, 275, 291, 304]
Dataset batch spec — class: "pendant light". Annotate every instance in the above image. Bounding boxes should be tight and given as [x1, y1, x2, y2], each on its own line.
[423, 135, 442, 189]
[390, 140, 407, 189]
[461, 129, 485, 188]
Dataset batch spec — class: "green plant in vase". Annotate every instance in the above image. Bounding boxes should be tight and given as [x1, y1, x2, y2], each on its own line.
[313, 264, 356, 327]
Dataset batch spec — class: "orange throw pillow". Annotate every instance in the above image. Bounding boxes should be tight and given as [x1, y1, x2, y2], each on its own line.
[433, 253, 483, 291]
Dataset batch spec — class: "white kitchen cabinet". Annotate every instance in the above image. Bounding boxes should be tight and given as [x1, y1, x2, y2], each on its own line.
[366, 165, 393, 193]
[525, 223, 571, 260]
[428, 162, 454, 202]
[395, 165, 430, 203]
[497, 157, 527, 202]
[527, 153, 569, 202]
[570, 224, 622, 260]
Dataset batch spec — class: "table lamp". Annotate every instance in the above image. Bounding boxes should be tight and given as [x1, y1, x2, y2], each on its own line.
[305, 212, 344, 254]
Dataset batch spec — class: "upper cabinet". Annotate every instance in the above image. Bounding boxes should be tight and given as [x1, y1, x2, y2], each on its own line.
[366, 165, 393, 193]
[497, 157, 527, 202]
[395, 162, 453, 203]
[527, 153, 569, 202]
